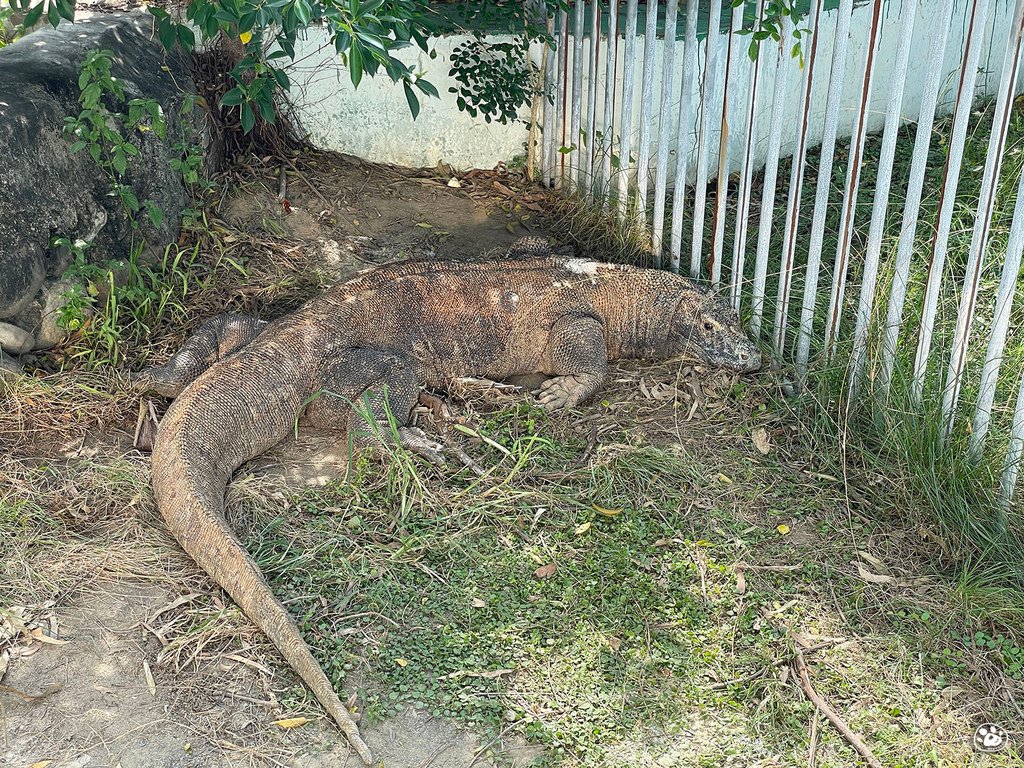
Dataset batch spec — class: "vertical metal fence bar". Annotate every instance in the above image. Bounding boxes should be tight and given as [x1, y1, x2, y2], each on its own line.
[559, 10, 570, 187]
[973, 169, 1024, 454]
[634, 0, 660, 223]
[651, 0, 680, 266]
[710, 0, 744, 290]
[600, 0, 619, 204]
[542, 15, 557, 188]
[877, 0, 955, 400]
[794, 0, 853, 375]
[912, 0, 991, 403]
[527, 27, 544, 184]
[569, 0, 586, 190]
[617, 0, 641, 217]
[691, 0, 723, 278]
[749, 16, 792, 339]
[847, 0, 919, 394]
[1000, 372, 1024, 511]
[772, 0, 824, 359]
[669, 0, 699, 274]
[584, 0, 601, 196]
[823, 0, 885, 358]
[730, 0, 766, 311]
[941, 0, 1024, 438]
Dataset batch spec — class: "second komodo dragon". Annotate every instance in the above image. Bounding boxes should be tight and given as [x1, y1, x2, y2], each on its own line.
[139, 237, 761, 763]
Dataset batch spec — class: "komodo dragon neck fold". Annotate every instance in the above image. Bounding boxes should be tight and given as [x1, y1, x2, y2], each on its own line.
[144, 247, 761, 763]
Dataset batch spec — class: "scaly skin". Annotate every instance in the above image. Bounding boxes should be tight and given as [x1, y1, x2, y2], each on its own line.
[145, 243, 761, 763]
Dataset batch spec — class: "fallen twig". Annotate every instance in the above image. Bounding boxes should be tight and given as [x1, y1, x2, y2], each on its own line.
[792, 649, 883, 768]
[808, 708, 820, 768]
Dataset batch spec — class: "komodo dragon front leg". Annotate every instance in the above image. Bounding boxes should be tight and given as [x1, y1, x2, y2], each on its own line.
[134, 313, 268, 396]
[535, 314, 610, 410]
[302, 348, 445, 465]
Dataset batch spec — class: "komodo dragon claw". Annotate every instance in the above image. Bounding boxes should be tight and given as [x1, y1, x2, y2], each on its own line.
[396, 426, 446, 465]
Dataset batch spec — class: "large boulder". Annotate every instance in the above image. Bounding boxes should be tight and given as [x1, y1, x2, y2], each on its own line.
[0, 9, 205, 348]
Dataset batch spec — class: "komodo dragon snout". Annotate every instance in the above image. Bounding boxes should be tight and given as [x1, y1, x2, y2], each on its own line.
[668, 290, 762, 373]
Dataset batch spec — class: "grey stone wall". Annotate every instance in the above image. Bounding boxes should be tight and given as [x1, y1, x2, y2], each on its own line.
[0, 9, 204, 373]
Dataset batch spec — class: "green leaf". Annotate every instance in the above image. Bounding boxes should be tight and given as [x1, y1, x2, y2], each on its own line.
[416, 79, 439, 99]
[748, 40, 759, 61]
[146, 202, 164, 229]
[56, 0, 74, 23]
[155, 18, 176, 50]
[240, 102, 255, 134]
[257, 96, 276, 124]
[292, 0, 311, 25]
[220, 87, 245, 107]
[22, 4, 43, 28]
[119, 187, 140, 212]
[176, 24, 196, 50]
[271, 67, 290, 90]
[349, 43, 363, 87]
[403, 80, 420, 119]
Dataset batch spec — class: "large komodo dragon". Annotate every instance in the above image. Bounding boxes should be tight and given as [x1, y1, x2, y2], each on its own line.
[139, 237, 761, 763]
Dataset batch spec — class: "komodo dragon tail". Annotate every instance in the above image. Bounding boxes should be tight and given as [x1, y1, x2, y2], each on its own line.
[150, 364, 374, 764]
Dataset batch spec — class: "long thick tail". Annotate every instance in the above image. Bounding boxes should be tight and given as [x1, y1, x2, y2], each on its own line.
[150, 372, 373, 764]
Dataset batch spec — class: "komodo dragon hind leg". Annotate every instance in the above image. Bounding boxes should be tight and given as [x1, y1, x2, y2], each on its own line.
[303, 349, 446, 466]
[535, 315, 610, 410]
[134, 313, 268, 396]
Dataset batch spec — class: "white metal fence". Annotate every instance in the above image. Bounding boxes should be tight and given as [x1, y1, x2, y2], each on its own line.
[533, 0, 1024, 509]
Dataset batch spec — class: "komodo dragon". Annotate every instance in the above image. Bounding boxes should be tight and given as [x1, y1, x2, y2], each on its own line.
[138, 237, 761, 763]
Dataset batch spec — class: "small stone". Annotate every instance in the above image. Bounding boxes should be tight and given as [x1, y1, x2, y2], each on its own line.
[0, 350, 23, 381]
[0, 321, 34, 354]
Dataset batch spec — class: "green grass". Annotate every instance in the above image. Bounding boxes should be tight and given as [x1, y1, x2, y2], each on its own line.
[548, 97, 1024, 584]
[224, 377, 1024, 767]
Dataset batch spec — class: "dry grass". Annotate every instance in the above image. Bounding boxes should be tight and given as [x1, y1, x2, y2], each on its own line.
[2, 150, 1022, 766]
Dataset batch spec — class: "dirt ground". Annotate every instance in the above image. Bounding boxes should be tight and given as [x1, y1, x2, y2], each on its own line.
[0, 152, 556, 768]
[3, 149, 1021, 768]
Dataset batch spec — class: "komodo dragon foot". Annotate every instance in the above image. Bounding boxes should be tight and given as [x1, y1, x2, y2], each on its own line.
[534, 374, 603, 411]
[395, 425, 445, 465]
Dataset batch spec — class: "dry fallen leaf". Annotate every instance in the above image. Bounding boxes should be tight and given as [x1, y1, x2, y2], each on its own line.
[274, 717, 312, 729]
[534, 563, 557, 579]
[734, 563, 747, 594]
[776, 524, 791, 535]
[395, 658, 409, 667]
[592, 504, 622, 517]
[447, 177, 462, 188]
[30, 761, 51, 768]
[573, 522, 592, 535]
[606, 636, 622, 652]
[29, 628, 67, 646]
[471, 598, 486, 608]
[751, 427, 772, 455]
[143, 660, 156, 696]
[717, 473, 732, 484]
[856, 562, 896, 584]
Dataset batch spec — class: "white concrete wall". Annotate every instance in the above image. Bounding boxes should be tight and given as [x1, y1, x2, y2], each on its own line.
[287, 0, 1021, 174]
[288, 34, 537, 169]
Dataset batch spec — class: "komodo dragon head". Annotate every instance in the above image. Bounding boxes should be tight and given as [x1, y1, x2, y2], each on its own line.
[667, 286, 762, 373]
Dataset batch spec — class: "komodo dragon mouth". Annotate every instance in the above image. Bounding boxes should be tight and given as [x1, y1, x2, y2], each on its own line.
[139, 236, 761, 763]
